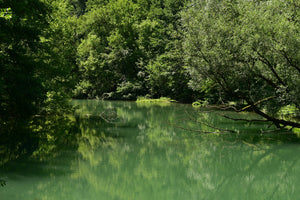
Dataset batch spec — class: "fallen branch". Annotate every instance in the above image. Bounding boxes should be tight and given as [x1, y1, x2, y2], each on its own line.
[242, 140, 259, 149]
[207, 96, 276, 112]
[251, 105, 300, 128]
[99, 109, 119, 123]
[239, 96, 277, 112]
[207, 105, 239, 111]
[260, 128, 285, 133]
[185, 110, 237, 133]
[168, 123, 229, 134]
[216, 113, 269, 122]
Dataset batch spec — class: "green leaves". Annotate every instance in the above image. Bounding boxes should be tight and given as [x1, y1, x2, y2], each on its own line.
[0, 1, 49, 119]
[0, 8, 12, 19]
[182, 0, 300, 125]
[74, 0, 192, 101]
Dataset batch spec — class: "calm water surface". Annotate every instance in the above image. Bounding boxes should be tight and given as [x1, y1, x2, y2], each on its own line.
[1, 100, 300, 200]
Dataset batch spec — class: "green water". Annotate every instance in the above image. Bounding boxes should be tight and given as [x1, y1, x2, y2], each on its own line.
[1, 100, 300, 200]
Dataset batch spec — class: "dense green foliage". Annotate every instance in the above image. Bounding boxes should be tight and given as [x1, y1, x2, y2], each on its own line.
[2, 0, 299, 119]
[182, 0, 300, 128]
[0, 0, 299, 173]
[73, 0, 194, 101]
[0, 0, 300, 189]
[0, 0, 76, 168]
[0, 0, 48, 119]
[0, 0, 77, 120]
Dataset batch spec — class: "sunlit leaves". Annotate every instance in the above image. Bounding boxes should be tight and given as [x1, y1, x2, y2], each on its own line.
[74, 0, 192, 101]
[0, 8, 12, 19]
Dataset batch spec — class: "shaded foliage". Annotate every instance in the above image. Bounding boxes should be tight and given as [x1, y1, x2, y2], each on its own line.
[0, 0, 49, 119]
[0, 0, 77, 168]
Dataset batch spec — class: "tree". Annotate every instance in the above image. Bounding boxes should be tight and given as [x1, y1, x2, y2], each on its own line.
[74, 0, 194, 101]
[0, 0, 49, 119]
[0, 0, 78, 168]
[182, 0, 300, 128]
[41, 0, 80, 114]
[74, 0, 143, 99]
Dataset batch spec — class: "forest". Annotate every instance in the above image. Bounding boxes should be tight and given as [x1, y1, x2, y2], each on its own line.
[0, 0, 300, 183]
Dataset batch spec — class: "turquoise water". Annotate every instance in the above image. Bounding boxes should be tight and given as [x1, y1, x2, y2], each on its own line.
[1, 100, 300, 200]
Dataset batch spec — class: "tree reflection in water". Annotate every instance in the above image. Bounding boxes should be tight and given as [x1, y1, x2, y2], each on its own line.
[0, 100, 300, 200]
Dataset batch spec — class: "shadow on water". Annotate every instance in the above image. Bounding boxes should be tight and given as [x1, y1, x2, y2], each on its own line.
[1, 100, 300, 200]
[0, 114, 79, 187]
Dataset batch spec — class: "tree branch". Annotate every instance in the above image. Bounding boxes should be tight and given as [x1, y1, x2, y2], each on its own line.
[280, 50, 300, 73]
[216, 113, 269, 122]
[251, 104, 300, 128]
[255, 50, 286, 86]
[184, 110, 237, 133]
[168, 123, 229, 134]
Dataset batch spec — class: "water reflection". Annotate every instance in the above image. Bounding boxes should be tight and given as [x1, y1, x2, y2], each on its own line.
[1, 100, 300, 200]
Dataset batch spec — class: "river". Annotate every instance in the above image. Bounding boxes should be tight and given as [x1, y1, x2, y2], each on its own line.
[1, 100, 300, 200]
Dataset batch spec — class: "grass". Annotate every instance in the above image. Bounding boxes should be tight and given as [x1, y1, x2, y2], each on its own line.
[136, 97, 176, 104]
